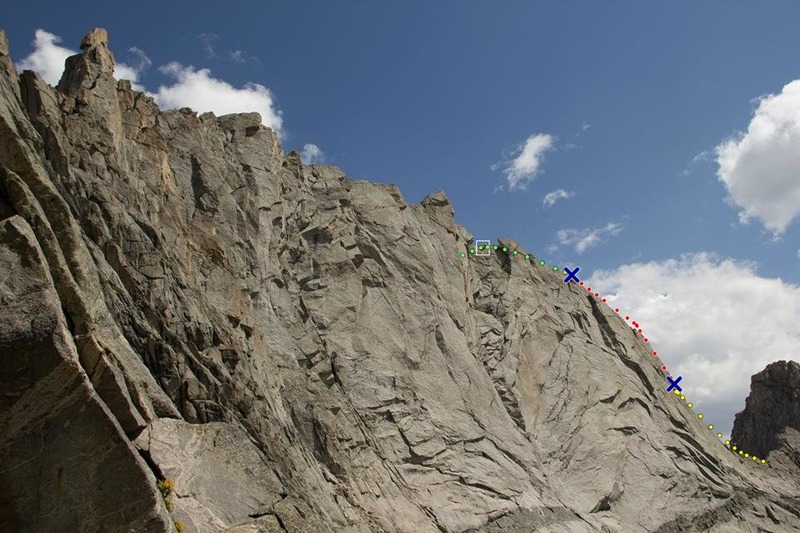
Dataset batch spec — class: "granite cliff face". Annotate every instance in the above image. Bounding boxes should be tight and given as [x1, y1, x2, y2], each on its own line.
[732, 361, 800, 478]
[1, 28, 800, 533]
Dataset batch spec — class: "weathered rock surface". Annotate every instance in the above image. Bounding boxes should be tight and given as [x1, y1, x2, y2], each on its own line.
[1, 27, 800, 532]
[135, 418, 333, 533]
[0, 216, 171, 532]
[732, 361, 800, 479]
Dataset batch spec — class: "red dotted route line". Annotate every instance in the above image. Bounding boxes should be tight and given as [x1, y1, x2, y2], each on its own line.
[462, 244, 766, 465]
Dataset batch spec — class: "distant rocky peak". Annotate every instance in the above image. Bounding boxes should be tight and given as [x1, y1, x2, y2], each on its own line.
[58, 27, 116, 95]
[732, 360, 800, 459]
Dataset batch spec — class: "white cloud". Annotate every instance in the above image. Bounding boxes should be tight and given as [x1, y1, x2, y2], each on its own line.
[300, 143, 325, 164]
[556, 222, 623, 253]
[121, 47, 151, 75]
[114, 63, 142, 88]
[495, 133, 555, 190]
[591, 253, 800, 437]
[196, 33, 257, 64]
[542, 188, 574, 207]
[128, 47, 151, 68]
[681, 149, 713, 176]
[564, 123, 591, 150]
[18, 29, 147, 90]
[198, 33, 219, 59]
[715, 80, 800, 235]
[17, 29, 74, 85]
[114, 48, 151, 92]
[152, 62, 283, 135]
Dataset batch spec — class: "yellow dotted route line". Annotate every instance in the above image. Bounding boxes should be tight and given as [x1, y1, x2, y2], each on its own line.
[461, 242, 765, 465]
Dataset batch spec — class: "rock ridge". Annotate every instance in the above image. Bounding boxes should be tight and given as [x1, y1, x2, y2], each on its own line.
[1, 27, 800, 532]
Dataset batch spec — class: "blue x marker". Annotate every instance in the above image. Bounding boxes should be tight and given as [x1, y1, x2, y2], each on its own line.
[666, 375, 683, 392]
[564, 266, 580, 284]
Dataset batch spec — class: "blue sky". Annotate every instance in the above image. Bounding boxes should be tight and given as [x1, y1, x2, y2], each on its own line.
[6, 1, 800, 437]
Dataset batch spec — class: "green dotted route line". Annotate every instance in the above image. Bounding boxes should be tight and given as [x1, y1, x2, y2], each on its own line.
[460, 241, 766, 465]
[461, 244, 568, 274]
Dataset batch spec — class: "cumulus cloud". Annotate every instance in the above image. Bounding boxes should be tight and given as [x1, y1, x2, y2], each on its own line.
[18, 29, 148, 90]
[715, 80, 800, 235]
[17, 29, 74, 85]
[300, 143, 325, 164]
[494, 133, 555, 190]
[152, 63, 283, 135]
[590, 253, 800, 437]
[556, 222, 623, 253]
[542, 188, 574, 207]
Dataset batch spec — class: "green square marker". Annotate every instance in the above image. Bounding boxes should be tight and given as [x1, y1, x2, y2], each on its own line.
[502, 247, 508, 252]
[513, 250, 518, 255]
[552, 266, 558, 271]
[493, 245, 498, 250]
[460, 253, 466, 257]
[539, 260, 545, 266]
[470, 249, 475, 254]
[524, 254, 530, 259]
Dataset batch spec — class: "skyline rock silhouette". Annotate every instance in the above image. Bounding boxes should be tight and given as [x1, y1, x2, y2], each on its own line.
[1, 28, 799, 532]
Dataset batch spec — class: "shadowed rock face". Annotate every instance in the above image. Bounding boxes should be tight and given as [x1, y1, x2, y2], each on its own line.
[1, 27, 800, 532]
[732, 361, 800, 463]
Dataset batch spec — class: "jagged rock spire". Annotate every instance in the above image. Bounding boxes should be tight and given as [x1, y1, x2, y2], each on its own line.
[732, 360, 800, 459]
[57, 27, 116, 95]
[0, 29, 9, 56]
[0, 28, 18, 96]
[80, 27, 109, 50]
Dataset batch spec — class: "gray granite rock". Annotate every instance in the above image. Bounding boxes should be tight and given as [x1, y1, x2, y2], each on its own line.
[0, 216, 172, 532]
[732, 360, 800, 458]
[134, 418, 333, 533]
[731, 360, 800, 495]
[2, 26, 800, 532]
